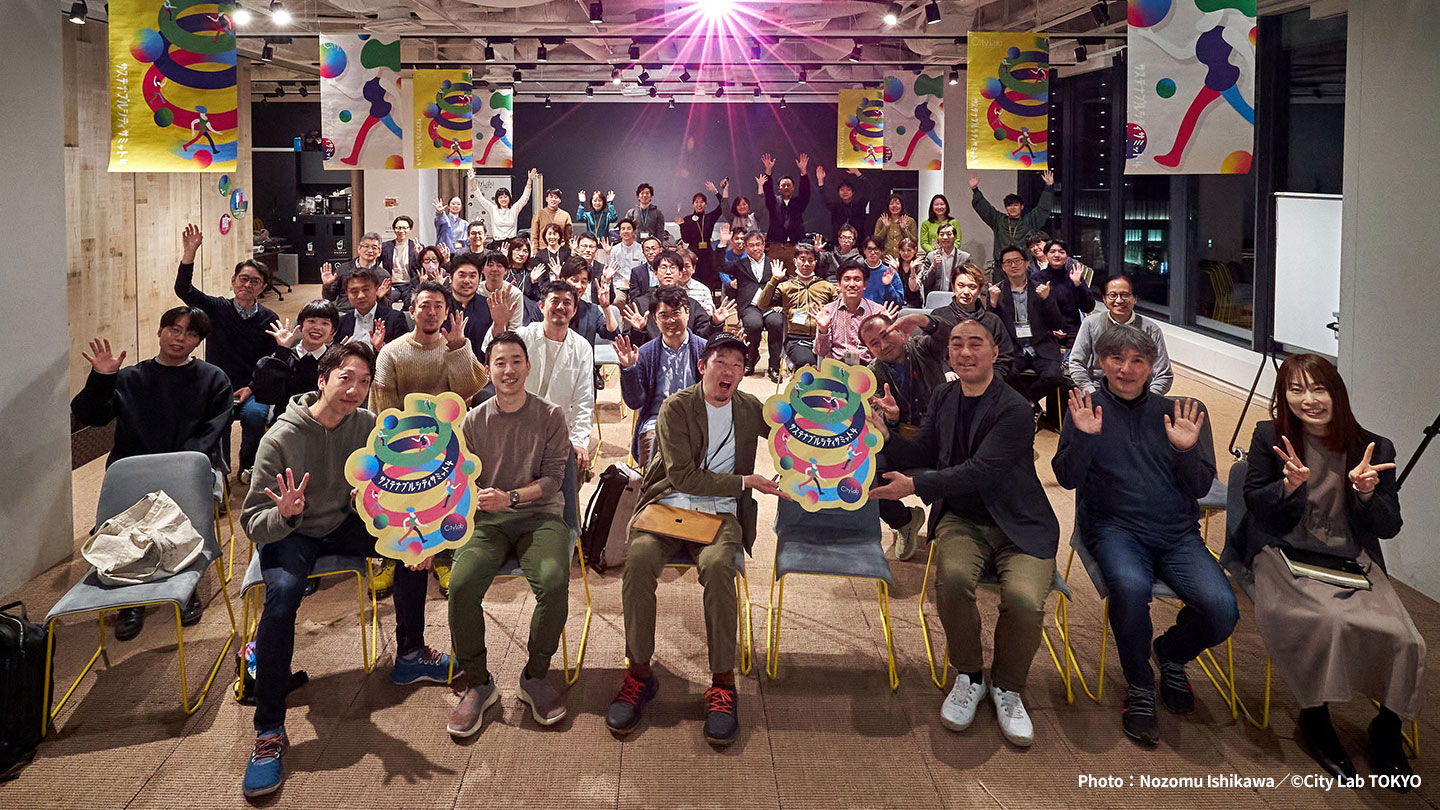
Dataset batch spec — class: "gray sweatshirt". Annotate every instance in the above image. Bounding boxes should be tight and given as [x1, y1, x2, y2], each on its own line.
[241, 392, 376, 546]
[1065, 310, 1174, 395]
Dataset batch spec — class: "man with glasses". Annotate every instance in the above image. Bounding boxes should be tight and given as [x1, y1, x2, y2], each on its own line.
[986, 246, 1066, 419]
[1067, 275, 1172, 395]
[381, 216, 421, 303]
[321, 232, 393, 314]
[174, 223, 280, 482]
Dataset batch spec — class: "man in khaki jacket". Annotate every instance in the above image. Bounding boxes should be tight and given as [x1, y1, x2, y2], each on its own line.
[604, 333, 784, 747]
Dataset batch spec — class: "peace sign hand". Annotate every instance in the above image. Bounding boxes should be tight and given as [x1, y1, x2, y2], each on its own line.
[264, 468, 310, 519]
[1164, 398, 1206, 451]
[1272, 435, 1311, 495]
[83, 337, 126, 375]
[870, 383, 899, 422]
[266, 318, 299, 347]
[1348, 441, 1397, 497]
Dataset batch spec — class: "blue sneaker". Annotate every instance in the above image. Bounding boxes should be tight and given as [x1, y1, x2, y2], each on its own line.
[242, 731, 288, 799]
[390, 646, 456, 685]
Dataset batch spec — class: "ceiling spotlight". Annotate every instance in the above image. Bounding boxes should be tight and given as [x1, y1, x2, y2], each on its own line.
[588, 2, 603, 24]
[638, 69, 651, 83]
[544, 96, 551, 108]
[68, 1, 87, 24]
[232, 6, 251, 25]
[512, 69, 522, 83]
[847, 44, 862, 63]
[536, 43, 547, 62]
[667, 97, 675, 109]
[484, 44, 495, 62]
[699, 0, 738, 19]
[798, 69, 807, 84]
[753, 86, 761, 98]
[715, 85, 724, 98]
[274, 84, 286, 97]
[679, 66, 692, 83]
[749, 40, 762, 61]
[586, 85, 594, 96]
[948, 67, 958, 85]
[924, 1, 940, 25]
[779, 97, 787, 109]
[883, 3, 900, 26]
[628, 42, 640, 61]
[269, 0, 290, 25]
[260, 42, 274, 62]
[1091, 2, 1110, 25]
[649, 86, 657, 98]
[299, 84, 308, 97]
[1074, 44, 1087, 63]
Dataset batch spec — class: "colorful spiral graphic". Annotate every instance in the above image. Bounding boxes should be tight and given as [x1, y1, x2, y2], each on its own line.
[130, 0, 239, 168]
[981, 42, 1050, 168]
[764, 360, 883, 512]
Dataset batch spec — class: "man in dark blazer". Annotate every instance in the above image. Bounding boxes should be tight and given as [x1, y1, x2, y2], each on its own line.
[337, 266, 409, 350]
[873, 318, 1058, 749]
[380, 216, 422, 303]
[988, 245, 1067, 417]
[725, 230, 786, 380]
[605, 334, 783, 747]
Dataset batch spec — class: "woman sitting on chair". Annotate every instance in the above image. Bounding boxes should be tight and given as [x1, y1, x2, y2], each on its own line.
[1242, 353, 1424, 786]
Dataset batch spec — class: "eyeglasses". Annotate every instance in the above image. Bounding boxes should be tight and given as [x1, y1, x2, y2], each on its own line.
[234, 275, 265, 286]
[1104, 292, 1134, 301]
[1000, 258, 1027, 267]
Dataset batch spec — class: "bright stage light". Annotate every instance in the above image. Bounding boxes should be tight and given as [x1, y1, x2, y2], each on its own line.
[696, 0, 738, 19]
[233, 7, 252, 25]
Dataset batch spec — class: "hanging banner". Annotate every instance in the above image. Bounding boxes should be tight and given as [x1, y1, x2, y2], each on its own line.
[1126, 0, 1256, 174]
[836, 88, 885, 169]
[471, 87, 515, 168]
[319, 34, 405, 169]
[412, 69, 473, 169]
[966, 32, 1050, 170]
[346, 393, 481, 566]
[109, 0, 239, 172]
[881, 70, 945, 171]
[763, 360, 885, 512]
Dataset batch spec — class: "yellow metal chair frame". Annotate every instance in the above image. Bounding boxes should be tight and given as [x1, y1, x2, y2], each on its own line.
[41, 557, 239, 735]
[664, 556, 755, 676]
[215, 473, 239, 584]
[915, 542, 1076, 696]
[235, 559, 380, 701]
[766, 569, 899, 691]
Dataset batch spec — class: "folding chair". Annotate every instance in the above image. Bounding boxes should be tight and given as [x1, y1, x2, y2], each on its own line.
[766, 500, 898, 690]
[42, 452, 239, 734]
[665, 547, 754, 676]
[214, 468, 239, 584]
[593, 339, 626, 420]
[1198, 477, 1227, 552]
[916, 540, 1075, 694]
[235, 551, 378, 702]
[923, 290, 955, 310]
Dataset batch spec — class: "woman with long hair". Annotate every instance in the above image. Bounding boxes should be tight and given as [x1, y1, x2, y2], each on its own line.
[1241, 354, 1422, 784]
[893, 237, 925, 307]
[676, 180, 727, 290]
[469, 167, 536, 240]
[919, 193, 959, 254]
[504, 237, 534, 291]
[873, 193, 917, 254]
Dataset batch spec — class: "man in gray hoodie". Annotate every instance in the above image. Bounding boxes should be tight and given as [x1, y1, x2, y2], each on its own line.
[238, 342, 454, 799]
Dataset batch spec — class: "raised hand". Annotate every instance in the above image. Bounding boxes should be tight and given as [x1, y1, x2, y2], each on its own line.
[578, 190, 586, 204]
[266, 318, 299, 347]
[846, 167, 861, 177]
[719, 177, 729, 191]
[599, 236, 614, 252]
[613, 334, 639, 368]
[432, 197, 445, 213]
[527, 167, 538, 184]
[1041, 169, 1055, 186]
[1036, 281, 1051, 300]
[1347, 441, 1396, 496]
[815, 165, 827, 185]
[755, 174, 766, 192]
[711, 297, 738, 325]
[1271, 434, 1310, 495]
[760, 153, 776, 174]
[870, 383, 899, 422]
[377, 276, 392, 301]
[606, 190, 615, 203]
[446, 311, 470, 349]
[264, 468, 310, 519]
[968, 172, 980, 190]
[320, 262, 337, 287]
[988, 283, 1002, 307]
[770, 261, 786, 281]
[485, 290, 514, 333]
[812, 233, 826, 251]
[1163, 398, 1206, 451]
[1069, 264, 1085, 286]
[369, 319, 386, 351]
[595, 278, 613, 309]
[881, 301, 901, 321]
[705, 180, 719, 194]
[809, 301, 832, 332]
[881, 260, 897, 287]
[83, 337, 126, 374]
[796, 152, 809, 174]
[568, 235, 578, 251]
[530, 263, 547, 282]
[1067, 389, 1103, 435]
[181, 223, 203, 262]
[621, 302, 649, 332]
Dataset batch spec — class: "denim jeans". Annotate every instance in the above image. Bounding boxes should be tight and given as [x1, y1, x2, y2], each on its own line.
[1084, 522, 1239, 691]
[253, 514, 427, 732]
[234, 397, 270, 471]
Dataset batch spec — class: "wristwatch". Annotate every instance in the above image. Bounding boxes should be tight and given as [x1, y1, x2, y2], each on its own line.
[508, 490, 521, 508]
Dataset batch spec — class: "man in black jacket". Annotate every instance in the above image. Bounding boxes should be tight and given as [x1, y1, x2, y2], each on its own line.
[725, 231, 786, 380]
[760, 152, 812, 270]
[988, 246, 1067, 421]
[337, 267, 408, 349]
[816, 166, 869, 240]
[873, 318, 1058, 748]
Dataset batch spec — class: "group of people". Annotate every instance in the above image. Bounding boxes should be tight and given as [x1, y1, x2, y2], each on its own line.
[67, 162, 1424, 801]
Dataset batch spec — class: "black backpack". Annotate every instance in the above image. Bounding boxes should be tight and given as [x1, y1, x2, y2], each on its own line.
[0, 601, 50, 781]
[580, 463, 643, 573]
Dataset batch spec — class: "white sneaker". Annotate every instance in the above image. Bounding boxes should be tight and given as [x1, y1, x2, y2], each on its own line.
[940, 673, 986, 732]
[989, 683, 1035, 747]
[894, 506, 924, 561]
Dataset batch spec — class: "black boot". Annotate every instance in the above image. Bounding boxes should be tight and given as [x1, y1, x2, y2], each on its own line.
[113, 606, 145, 641]
[179, 593, 204, 627]
[1299, 705, 1356, 779]
[1368, 707, 1414, 790]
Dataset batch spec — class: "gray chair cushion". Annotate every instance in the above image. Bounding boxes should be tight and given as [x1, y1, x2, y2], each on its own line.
[593, 342, 619, 367]
[773, 501, 891, 585]
[238, 550, 368, 597]
[924, 290, 956, 309]
[1198, 477, 1227, 510]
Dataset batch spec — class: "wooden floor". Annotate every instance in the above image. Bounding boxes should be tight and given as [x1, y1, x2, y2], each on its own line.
[4, 286, 1436, 809]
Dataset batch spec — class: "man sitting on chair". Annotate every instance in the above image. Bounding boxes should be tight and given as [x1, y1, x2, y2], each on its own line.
[447, 331, 575, 737]
[1051, 324, 1237, 746]
[606, 333, 785, 746]
[871, 319, 1058, 747]
[238, 343, 454, 799]
[615, 285, 708, 468]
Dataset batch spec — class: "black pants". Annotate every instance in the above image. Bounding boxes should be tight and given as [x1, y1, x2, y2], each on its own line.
[739, 305, 785, 371]
[1010, 353, 1065, 405]
[253, 514, 427, 732]
[783, 336, 817, 370]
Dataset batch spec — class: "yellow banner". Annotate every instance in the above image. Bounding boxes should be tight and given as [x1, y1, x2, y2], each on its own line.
[836, 88, 885, 169]
[966, 32, 1050, 170]
[412, 69, 474, 169]
[109, 0, 239, 172]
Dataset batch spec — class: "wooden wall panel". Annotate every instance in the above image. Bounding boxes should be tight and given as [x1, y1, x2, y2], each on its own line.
[133, 173, 200, 345]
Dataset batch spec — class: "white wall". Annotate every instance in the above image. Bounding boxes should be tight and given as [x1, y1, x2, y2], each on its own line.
[0, 0, 72, 595]
[1339, 0, 1440, 600]
[362, 169, 436, 241]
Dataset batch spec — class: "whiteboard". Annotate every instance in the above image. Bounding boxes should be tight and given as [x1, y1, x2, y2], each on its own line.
[1273, 193, 1341, 355]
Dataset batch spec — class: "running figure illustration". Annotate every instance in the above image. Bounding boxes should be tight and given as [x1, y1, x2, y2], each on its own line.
[184, 107, 220, 155]
[398, 507, 423, 543]
[803, 459, 823, 494]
